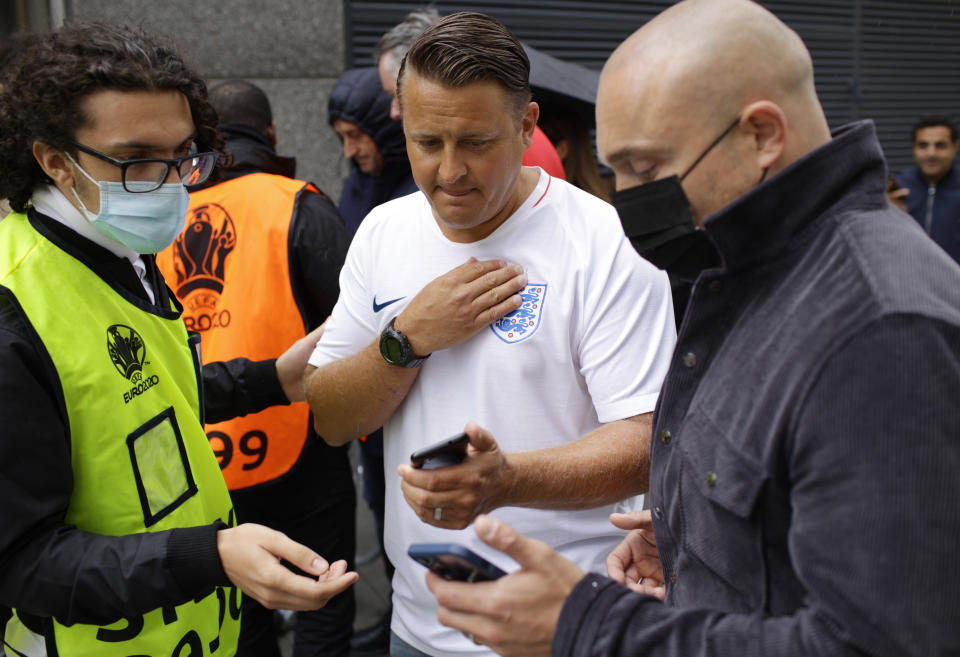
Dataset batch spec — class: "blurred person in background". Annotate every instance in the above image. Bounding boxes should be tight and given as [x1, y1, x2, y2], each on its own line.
[896, 116, 960, 265]
[328, 67, 418, 234]
[538, 103, 609, 201]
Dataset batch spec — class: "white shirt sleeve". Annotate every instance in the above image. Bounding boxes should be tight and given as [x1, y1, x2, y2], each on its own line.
[577, 225, 676, 423]
[308, 216, 378, 368]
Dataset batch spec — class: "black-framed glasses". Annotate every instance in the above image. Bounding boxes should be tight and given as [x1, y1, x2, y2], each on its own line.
[68, 141, 218, 193]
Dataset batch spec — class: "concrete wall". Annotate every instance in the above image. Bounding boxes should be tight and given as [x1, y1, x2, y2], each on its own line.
[70, 0, 351, 202]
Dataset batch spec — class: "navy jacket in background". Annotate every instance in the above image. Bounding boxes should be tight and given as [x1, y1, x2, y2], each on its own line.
[897, 163, 960, 265]
[327, 67, 418, 234]
[555, 121, 960, 657]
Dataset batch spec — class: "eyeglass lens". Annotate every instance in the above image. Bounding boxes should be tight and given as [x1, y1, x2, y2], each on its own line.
[123, 153, 217, 192]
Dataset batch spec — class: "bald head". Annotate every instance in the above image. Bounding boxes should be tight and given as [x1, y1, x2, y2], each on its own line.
[598, 0, 831, 222]
[611, 0, 816, 118]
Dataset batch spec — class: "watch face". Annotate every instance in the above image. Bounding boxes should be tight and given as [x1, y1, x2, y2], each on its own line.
[382, 334, 404, 363]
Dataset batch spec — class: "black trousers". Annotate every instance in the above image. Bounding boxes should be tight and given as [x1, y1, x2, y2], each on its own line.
[233, 439, 356, 657]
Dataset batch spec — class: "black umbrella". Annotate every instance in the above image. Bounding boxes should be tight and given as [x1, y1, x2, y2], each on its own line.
[523, 43, 600, 126]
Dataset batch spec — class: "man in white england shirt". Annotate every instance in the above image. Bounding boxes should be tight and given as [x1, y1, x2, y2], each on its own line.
[305, 12, 676, 657]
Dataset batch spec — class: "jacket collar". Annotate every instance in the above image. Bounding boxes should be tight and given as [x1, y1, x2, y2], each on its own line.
[703, 120, 888, 273]
[218, 123, 297, 180]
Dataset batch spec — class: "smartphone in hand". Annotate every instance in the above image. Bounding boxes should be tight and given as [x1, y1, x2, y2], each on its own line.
[410, 432, 469, 470]
[408, 543, 506, 582]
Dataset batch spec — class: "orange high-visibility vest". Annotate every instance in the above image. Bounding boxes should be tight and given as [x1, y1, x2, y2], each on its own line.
[157, 173, 317, 490]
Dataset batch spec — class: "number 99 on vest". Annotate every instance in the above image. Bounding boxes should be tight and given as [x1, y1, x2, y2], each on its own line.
[207, 429, 267, 471]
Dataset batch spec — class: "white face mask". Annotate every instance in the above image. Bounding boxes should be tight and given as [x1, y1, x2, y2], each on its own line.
[66, 153, 189, 254]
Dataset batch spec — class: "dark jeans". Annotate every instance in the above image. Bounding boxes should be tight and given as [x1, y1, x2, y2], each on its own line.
[389, 632, 432, 657]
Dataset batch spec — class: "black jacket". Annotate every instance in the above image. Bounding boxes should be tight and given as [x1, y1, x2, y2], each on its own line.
[0, 209, 286, 625]
[555, 122, 960, 657]
[327, 67, 418, 233]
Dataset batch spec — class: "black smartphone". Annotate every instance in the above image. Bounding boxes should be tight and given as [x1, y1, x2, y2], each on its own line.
[409, 432, 469, 470]
[408, 543, 506, 582]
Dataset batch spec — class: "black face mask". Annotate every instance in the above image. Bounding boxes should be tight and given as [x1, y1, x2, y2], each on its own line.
[611, 117, 741, 282]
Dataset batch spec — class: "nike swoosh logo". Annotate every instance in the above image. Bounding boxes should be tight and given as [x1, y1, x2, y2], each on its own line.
[373, 295, 406, 313]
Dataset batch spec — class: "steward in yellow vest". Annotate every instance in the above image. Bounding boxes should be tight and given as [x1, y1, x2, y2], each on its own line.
[0, 23, 356, 657]
[1, 209, 240, 656]
[156, 81, 356, 655]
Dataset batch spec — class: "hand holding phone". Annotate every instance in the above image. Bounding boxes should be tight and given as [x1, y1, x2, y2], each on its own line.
[398, 423, 504, 530]
[408, 543, 506, 582]
[410, 432, 469, 470]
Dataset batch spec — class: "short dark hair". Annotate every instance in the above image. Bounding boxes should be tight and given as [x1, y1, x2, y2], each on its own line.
[397, 11, 532, 120]
[911, 116, 959, 143]
[209, 79, 273, 132]
[0, 21, 223, 213]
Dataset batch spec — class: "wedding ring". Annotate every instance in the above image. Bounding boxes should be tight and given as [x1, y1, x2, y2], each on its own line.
[434, 507, 443, 521]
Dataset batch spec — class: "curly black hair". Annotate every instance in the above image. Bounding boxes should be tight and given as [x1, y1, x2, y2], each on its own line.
[0, 21, 223, 213]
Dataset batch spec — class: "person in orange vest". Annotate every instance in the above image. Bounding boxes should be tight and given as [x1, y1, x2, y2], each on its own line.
[157, 79, 355, 657]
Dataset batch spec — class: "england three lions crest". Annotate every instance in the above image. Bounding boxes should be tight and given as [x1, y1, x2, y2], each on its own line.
[491, 284, 547, 344]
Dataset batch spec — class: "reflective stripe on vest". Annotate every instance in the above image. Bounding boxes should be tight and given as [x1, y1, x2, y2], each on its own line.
[0, 212, 240, 657]
[156, 173, 313, 490]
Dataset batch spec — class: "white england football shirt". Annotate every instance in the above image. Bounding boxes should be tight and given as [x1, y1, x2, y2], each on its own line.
[310, 169, 676, 656]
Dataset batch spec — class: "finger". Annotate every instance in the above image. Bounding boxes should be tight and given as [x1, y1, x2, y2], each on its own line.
[250, 560, 334, 610]
[398, 475, 471, 528]
[465, 263, 524, 297]
[259, 529, 329, 577]
[398, 462, 462, 492]
[452, 257, 511, 284]
[475, 272, 528, 313]
[426, 571, 496, 615]
[464, 421, 498, 454]
[278, 570, 360, 611]
[478, 293, 525, 326]
[606, 548, 629, 584]
[609, 510, 654, 531]
[436, 604, 503, 648]
[625, 581, 667, 600]
[474, 515, 549, 571]
[311, 571, 360, 606]
[399, 454, 489, 494]
[317, 559, 349, 582]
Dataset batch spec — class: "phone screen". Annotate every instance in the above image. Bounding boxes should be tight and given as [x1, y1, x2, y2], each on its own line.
[408, 543, 506, 582]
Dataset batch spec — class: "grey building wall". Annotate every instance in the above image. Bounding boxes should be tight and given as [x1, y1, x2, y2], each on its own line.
[68, 0, 352, 202]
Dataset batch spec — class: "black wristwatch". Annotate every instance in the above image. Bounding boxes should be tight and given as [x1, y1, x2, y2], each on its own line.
[379, 317, 429, 368]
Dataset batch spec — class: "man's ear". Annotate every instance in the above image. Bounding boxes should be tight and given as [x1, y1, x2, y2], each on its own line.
[33, 141, 75, 187]
[264, 120, 278, 146]
[521, 101, 539, 150]
[739, 101, 787, 172]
